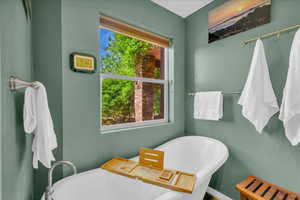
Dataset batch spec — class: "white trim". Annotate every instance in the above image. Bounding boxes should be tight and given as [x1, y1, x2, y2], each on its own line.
[100, 73, 167, 84]
[207, 187, 233, 200]
[101, 119, 168, 132]
[101, 122, 172, 134]
[164, 48, 169, 123]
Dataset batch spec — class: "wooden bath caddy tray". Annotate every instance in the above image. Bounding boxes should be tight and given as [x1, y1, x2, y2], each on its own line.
[236, 175, 300, 200]
[101, 148, 196, 194]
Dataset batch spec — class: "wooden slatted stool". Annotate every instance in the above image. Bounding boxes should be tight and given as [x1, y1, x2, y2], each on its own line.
[236, 176, 300, 200]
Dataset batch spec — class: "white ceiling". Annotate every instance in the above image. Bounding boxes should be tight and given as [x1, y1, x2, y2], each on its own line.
[151, 0, 215, 18]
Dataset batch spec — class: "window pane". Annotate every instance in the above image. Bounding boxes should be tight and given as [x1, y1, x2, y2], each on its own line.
[101, 78, 165, 126]
[100, 28, 165, 80]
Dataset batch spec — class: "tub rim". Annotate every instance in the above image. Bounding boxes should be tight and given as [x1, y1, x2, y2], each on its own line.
[42, 136, 229, 200]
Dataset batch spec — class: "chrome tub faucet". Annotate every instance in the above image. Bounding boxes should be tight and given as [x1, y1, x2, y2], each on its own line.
[45, 161, 77, 200]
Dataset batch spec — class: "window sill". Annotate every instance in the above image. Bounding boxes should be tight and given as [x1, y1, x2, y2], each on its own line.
[100, 121, 173, 134]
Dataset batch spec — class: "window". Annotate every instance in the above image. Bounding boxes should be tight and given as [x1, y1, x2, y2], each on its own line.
[99, 16, 170, 131]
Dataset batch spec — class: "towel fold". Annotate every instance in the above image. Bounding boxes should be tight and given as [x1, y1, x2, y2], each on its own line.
[279, 29, 300, 146]
[24, 82, 57, 168]
[194, 92, 223, 121]
[238, 39, 279, 133]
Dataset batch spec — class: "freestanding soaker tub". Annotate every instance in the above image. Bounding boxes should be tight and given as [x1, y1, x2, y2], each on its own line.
[42, 136, 229, 200]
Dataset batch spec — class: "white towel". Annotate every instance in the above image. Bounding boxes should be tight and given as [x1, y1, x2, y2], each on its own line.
[279, 29, 300, 146]
[194, 92, 223, 121]
[24, 82, 57, 168]
[238, 39, 279, 133]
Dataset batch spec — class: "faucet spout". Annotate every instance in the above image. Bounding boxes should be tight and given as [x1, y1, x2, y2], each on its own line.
[45, 161, 77, 200]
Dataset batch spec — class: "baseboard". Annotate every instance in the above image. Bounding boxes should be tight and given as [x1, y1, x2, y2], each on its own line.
[207, 187, 233, 200]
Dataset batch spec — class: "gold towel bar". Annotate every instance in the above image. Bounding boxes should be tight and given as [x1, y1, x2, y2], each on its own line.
[241, 24, 300, 46]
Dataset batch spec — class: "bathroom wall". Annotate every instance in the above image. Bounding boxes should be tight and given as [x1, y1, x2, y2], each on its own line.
[185, 0, 300, 199]
[32, 0, 186, 198]
[0, 0, 34, 200]
[32, 0, 63, 198]
[61, 0, 185, 175]
[0, 8, 3, 200]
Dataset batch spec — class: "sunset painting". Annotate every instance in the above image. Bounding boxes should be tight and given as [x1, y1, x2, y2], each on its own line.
[208, 0, 271, 43]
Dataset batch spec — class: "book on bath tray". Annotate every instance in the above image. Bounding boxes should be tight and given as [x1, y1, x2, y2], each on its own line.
[100, 148, 196, 194]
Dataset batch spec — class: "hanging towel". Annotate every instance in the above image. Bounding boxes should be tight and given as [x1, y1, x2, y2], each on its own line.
[24, 82, 57, 168]
[238, 39, 279, 133]
[194, 92, 223, 121]
[279, 29, 300, 146]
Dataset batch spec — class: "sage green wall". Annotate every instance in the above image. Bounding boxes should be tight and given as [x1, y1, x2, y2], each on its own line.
[32, 0, 63, 198]
[32, 0, 186, 198]
[185, 0, 300, 199]
[61, 0, 185, 173]
[0, 0, 34, 200]
[3, 0, 300, 200]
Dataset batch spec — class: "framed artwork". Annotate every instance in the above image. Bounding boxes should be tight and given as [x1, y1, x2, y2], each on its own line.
[209, 0, 271, 43]
[70, 53, 97, 73]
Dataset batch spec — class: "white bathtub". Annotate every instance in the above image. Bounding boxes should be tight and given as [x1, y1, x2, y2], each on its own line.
[42, 136, 229, 200]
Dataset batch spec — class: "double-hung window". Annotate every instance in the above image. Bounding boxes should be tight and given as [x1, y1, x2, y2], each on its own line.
[99, 16, 170, 131]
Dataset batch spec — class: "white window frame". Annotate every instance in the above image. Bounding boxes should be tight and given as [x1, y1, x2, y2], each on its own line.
[100, 48, 169, 132]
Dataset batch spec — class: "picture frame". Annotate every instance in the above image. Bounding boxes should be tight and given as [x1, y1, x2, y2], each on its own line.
[208, 0, 272, 43]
